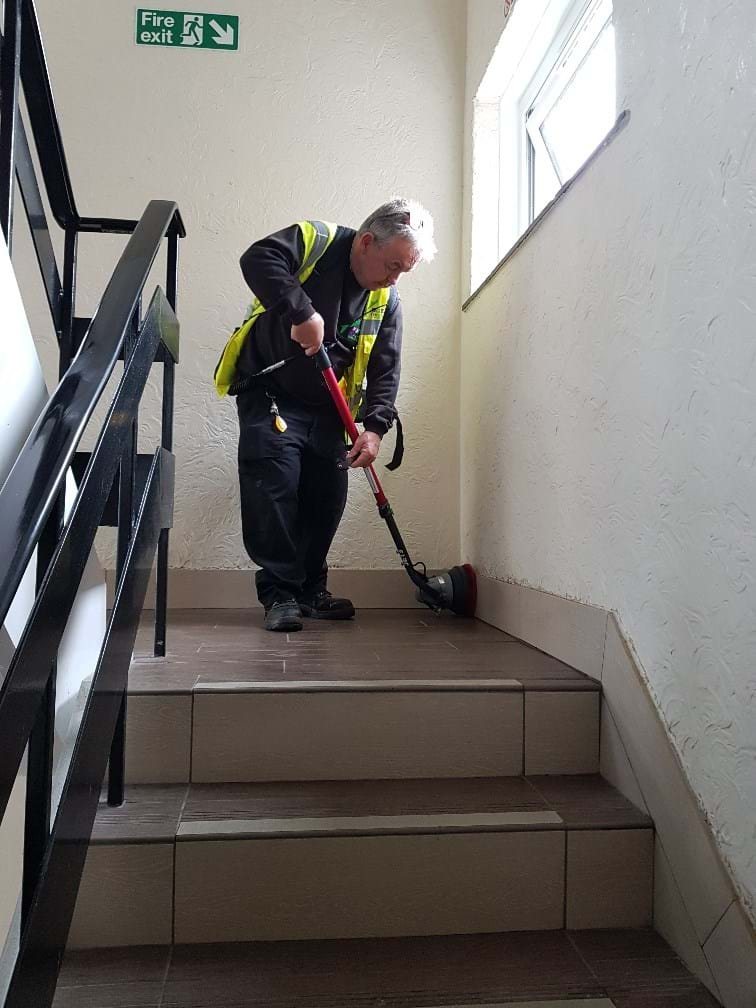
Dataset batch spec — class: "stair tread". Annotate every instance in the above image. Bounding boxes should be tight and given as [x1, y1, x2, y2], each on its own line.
[130, 609, 597, 694]
[92, 775, 651, 843]
[54, 929, 719, 1007]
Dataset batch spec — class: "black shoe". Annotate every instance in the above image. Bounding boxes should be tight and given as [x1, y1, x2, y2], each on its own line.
[298, 590, 355, 620]
[264, 599, 303, 632]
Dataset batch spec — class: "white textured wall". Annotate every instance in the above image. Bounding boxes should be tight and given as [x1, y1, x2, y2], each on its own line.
[28, 0, 465, 575]
[463, 0, 756, 921]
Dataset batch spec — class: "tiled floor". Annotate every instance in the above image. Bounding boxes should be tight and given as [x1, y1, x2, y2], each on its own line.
[89, 776, 652, 843]
[53, 929, 720, 1007]
[129, 610, 596, 692]
[53, 611, 722, 1004]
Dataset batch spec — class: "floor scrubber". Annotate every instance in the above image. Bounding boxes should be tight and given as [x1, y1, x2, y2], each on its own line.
[313, 346, 477, 617]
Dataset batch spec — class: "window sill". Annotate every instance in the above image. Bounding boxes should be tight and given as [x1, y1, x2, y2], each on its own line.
[462, 108, 631, 312]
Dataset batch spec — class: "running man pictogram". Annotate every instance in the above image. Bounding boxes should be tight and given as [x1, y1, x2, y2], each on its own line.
[180, 14, 203, 45]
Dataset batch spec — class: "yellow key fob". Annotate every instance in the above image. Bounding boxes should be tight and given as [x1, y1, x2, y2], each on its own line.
[274, 415, 287, 433]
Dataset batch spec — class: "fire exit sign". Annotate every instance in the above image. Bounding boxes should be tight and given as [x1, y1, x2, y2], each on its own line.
[135, 9, 239, 50]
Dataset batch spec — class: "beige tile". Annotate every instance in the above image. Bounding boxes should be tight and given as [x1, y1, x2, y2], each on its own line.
[177, 810, 563, 839]
[126, 694, 192, 784]
[566, 828, 653, 929]
[441, 1002, 615, 1008]
[599, 702, 648, 813]
[328, 569, 422, 608]
[517, 584, 608, 682]
[703, 900, 756, 1008]
[67, 844, 173, 948]
[525, 692, 600, 775]
[175, 830, 565, 942]
[112, 569, 419, 609]
[602, 615, 734, 942]
[194, 678, 522, 692]
[192, 690, 524, 782]
[110, 569, 255, 609]
[653, 837, 722, 1001]
[0, 762, 25, 957]
[475, 578, 607, 681]
[475, 576, 523, 638]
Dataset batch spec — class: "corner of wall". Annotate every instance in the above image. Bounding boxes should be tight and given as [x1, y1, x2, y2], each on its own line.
[474, 575, 756, 1006]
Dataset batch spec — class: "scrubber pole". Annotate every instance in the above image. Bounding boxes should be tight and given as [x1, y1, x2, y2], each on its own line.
[313, 346, 443, 604]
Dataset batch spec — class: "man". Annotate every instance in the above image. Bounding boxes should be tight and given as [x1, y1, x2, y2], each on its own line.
[222, 199, 436, 631]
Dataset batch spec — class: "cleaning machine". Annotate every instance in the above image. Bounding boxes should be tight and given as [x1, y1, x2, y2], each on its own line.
[313, 346, 477, 617]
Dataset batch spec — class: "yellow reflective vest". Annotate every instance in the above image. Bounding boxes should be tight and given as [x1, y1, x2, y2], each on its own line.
[214, 220, 391, 417]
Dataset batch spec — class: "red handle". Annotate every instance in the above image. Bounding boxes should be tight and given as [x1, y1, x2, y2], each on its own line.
[314, 347, 388, 507]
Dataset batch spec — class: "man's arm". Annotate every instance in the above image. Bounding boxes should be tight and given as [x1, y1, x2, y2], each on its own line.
[240, 225, 324, 354]
[240, 225, 313, 323]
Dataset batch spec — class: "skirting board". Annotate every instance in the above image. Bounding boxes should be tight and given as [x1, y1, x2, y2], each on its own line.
[476, 575, 756, 1008]
[106, 568, 422, 610]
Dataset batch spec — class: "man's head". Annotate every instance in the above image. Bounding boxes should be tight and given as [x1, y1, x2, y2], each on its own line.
[350, 198, 437, 291]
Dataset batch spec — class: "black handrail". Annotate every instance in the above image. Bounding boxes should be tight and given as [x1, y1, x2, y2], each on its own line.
[0, 4, 184, 1003]
[0, 284, 178, 818]
[0, 199, 180, 627]
[15, 0, 185, 239]
[0, 0, 22, 240]
[2, 296, 177, 1008]
[6, 450, 171, 1008]
[16, 0, 74, 230]
[15, 115, 63, 329]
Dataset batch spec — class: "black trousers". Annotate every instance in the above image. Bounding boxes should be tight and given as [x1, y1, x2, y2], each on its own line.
[237, 385, 348, 607]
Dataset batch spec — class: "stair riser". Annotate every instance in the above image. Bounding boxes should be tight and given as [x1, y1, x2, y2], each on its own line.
[127, 689, 600, 783]
[67, 827, 653, 948]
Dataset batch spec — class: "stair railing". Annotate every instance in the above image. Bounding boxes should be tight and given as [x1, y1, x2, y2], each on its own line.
[0, 1, 185, 1004]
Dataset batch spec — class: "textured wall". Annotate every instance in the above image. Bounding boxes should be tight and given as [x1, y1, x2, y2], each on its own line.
[463, 0, 756, 921]
[21, 0, 464, 577]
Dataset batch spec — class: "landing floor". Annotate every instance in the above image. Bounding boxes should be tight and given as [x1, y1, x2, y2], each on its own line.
[130, 609, 595, 692]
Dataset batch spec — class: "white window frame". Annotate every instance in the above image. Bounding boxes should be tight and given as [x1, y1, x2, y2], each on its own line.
[471, 0, 616, 294]
[519, 0, 614, 224]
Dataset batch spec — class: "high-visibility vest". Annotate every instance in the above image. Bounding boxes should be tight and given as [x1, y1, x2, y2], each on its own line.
[214, 219, 391, 416]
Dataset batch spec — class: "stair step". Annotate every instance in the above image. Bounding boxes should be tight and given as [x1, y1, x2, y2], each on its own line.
[126, 611, 601, 784]
[69, 776, 653, 948]
[54, 930, 721, 1008]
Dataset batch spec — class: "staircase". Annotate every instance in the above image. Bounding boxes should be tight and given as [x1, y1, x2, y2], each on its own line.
[67, 609, 656, 947]
[52, 607, 729, 1006]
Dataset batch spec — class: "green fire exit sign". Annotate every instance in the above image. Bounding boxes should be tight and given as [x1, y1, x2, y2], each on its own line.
[136, 9, 239, 50]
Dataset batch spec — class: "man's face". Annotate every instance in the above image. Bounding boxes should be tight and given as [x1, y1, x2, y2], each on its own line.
[351, 233, 419, 291]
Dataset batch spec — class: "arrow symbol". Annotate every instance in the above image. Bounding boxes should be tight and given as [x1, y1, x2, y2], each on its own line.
[209, 18, 234, 45]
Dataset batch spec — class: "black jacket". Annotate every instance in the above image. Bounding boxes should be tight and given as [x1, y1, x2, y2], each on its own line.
[237, 224, 402, 436]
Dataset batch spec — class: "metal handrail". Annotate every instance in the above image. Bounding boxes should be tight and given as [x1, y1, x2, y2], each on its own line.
[1, 293, 177, 1005]
[16, 0, 185, 238]
[0, 287, 177, 827]
[0, 5, 184, 1003]
[0, 199, 180, 627]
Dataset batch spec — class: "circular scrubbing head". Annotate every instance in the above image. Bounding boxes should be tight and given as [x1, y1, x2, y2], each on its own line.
[447, 563, 477, 617]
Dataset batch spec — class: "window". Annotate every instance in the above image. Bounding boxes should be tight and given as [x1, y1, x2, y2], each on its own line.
[522, 0, 616, 219]
[471, 0, 617, 291]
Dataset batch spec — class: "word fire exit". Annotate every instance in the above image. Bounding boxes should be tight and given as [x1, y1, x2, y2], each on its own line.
[136, 9, 239, 50]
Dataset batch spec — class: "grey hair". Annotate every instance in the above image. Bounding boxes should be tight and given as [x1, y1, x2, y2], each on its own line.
[357, 198, 437, 262]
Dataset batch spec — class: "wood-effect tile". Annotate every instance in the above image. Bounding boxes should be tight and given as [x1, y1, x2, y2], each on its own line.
[569, 929, 718, 1000]
[131, 610, 592, 694]
[91, 786, 187, 843]
[161, 931, 603, 1005]
[85, 776, 655, 845]
[53, 931, 719, 1008]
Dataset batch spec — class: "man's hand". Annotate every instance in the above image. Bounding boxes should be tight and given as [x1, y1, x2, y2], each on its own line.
[291, 312, 324, 356]
[346, 430, 381, 468]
